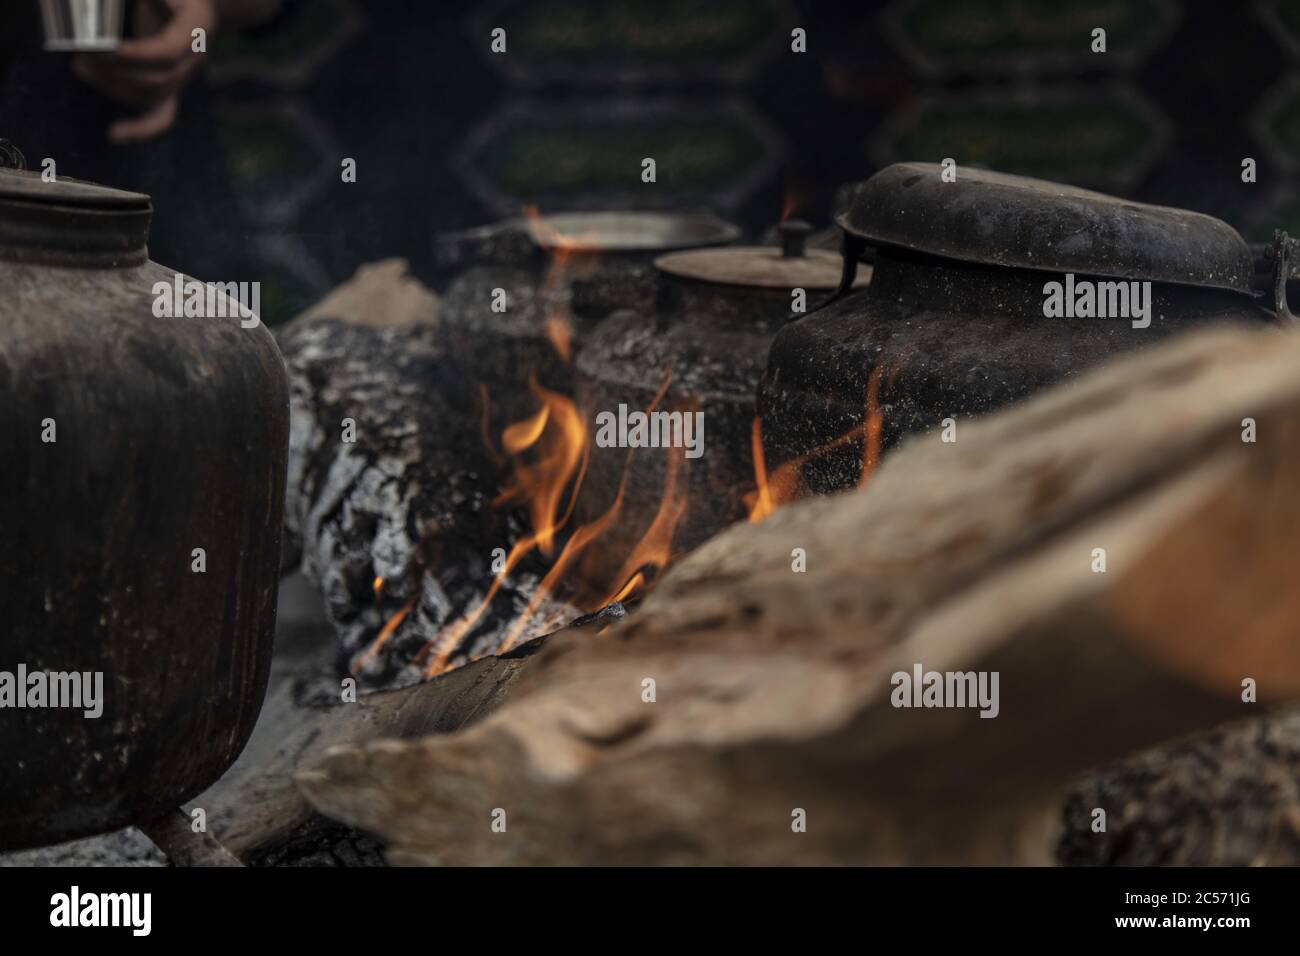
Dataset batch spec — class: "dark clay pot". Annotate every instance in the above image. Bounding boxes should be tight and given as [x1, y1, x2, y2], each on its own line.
[0, 165, 288, 850]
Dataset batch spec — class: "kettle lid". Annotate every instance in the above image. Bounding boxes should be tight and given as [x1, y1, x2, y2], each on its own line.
[0, 167, 151, 267]
[836, 163, 1255, 296]
[0, 166, 150, 208]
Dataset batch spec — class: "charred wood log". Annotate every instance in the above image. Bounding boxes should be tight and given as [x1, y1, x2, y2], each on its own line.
[295, 323, 1300, 865]
[208, 607, 623, 860]
[1057, 711, 1300, 866]
[207, 629, 557, 860]
[279, 262, 566, 687]
[137, 809, 243, 868]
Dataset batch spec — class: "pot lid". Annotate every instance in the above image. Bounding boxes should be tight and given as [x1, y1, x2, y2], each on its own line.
[837, 163, 1255, 295]
[524, 211, 740, 252]
[655, 247, 871, 289]
[655, 220, 871, 290]
[0, 167, 151, 266]
[0, 166, 150, 208]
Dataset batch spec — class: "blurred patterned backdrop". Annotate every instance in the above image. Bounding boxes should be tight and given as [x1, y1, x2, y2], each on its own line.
[6, 0, 1300, 324]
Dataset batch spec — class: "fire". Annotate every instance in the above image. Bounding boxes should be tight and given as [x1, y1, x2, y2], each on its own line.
[414, 377, 687, 675]
[521, 204, 602, 282]
[601, 445, 688, 604]
[501, 400, 550, 454]
[779, 187, 805, 224]
[746, 359, 903, 522]
[544, 316, 573, 363]
[744, 417, 802, 522]
[370, 342, 901, 678]
[416, 378, 591, 675]
[493, 373, 589, 556]
[361, 207, 707, 680]
[353, 592, 416, 673]
[860, 363, 885, 486]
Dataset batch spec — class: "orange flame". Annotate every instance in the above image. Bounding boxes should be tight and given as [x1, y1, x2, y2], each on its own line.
[746, 359, 903, 522]
[369, 209, 710, 679]
[744, 417, 803, 522]
[860, 364, 886, 486]
[418, 369, 687, 676]
[498, 487, 626, 653]
[545, 316, 573, 363]
[521, 204, 602, 289]
[418, 378, 593, 676]
[520, 203, 597, 367]
[780, 192, 798, 224]
[601, 445, 688, 605]
[502, 402, 550, 454]
[354, 593, 416, 673]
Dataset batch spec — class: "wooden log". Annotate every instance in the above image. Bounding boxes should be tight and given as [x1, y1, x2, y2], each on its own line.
[137, 809, 243, 868]
[1057, 710, 1300, 866]
[206, 630, 552, 859]
[200, 601, 619, 860]
[294, 323, 1300, 865]
[279, 261, 565, 685]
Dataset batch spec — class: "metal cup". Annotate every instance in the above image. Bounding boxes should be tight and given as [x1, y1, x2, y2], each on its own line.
[39, 0, 126, 52]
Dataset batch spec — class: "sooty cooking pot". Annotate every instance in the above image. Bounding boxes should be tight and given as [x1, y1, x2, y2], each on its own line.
[439, 211, 740, 435]
[573, 223, 869, 579]
[759, 162, 1284, 495]
[0, 150, 288, 850]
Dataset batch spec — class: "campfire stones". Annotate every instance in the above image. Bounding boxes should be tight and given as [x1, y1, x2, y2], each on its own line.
[759, 162, 1276, 496]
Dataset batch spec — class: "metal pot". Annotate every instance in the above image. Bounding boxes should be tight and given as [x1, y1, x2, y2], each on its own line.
[572, 222, 868, 580]
[0, 150, 288, 850]
[759, 163, 1284, 495]
[438, 210, 741, 436]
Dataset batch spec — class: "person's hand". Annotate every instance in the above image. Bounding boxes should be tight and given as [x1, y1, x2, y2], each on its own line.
[71, 0, 218, 143]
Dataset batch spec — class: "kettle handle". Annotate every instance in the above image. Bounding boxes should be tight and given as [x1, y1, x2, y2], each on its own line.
[0, 140, 26, 170]
[785, 231, 868, 324]
[1265, 230, 1298, 322]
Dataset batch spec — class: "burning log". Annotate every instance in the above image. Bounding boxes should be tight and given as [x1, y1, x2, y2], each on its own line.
[295, 322, 1300, 865]
[285, 255, 731, 686]
[279, 261, 569, 686]
[1057, 711, 1300, 866]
